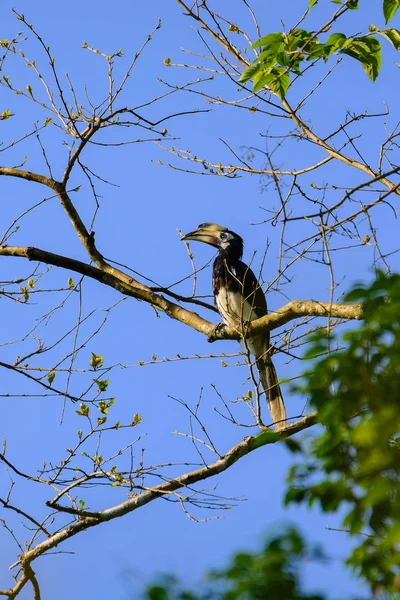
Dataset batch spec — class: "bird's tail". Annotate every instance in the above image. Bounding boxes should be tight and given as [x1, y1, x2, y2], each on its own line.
[250, 337, 286, 429]
[257, 354, 287, 430]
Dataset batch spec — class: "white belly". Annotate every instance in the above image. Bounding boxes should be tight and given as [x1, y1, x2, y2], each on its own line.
[215, 288, 258, 329]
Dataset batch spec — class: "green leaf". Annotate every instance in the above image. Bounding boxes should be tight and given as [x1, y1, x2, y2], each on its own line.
[308, 0, 318, 8]
[340, 36, 382, 81]
[131, 413, 143, 426]
[306, 43, 327, 61]
[0, 109, 14, 120]
[286, 28, 313, 51]
[253, 66, 290, 99]
[369, 24, 400, 49]
[307, 33, 347, 62]
[47, 371, 56, 385]
[252, 65, 272, 89]
[324, 32, 347, 50]
[285, 438, 302, 453]
[251, 32, 284, 50]
[44, 117, 52, 126]
[90, 352, 103, 370]
[68, 277, 75, 289]
[94, 378, 109, 393]
[98, 398, 114, 414]
[383, 0, 400, 24]
[76, 402, 90, 417]
[381, 27, 400, 49]
[285, 486, 307, 504]
[238, 61, 264, 84]
[257, 47, 283, 63]
[252, 73, 270, 93]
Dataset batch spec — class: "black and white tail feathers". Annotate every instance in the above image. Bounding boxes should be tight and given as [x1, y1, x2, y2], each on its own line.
[251, 337, 287, 430]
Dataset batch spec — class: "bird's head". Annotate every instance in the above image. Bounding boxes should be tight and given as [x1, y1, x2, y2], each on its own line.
[181, 223, 243, 256]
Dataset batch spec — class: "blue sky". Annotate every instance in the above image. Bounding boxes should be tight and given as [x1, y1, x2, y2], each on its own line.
[1, 1, 399, 598]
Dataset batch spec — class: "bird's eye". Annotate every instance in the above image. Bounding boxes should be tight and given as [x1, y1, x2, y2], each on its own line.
[220, 232, 228, 240]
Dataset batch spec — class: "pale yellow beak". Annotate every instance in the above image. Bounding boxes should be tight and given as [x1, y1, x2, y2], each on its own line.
[181, 226, 221, 248]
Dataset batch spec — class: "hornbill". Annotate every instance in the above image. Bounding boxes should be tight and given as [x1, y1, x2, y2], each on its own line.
[182, 222, 286, 430]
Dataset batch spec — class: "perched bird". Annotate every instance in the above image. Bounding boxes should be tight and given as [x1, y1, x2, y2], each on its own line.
[182, 223, 286, 430]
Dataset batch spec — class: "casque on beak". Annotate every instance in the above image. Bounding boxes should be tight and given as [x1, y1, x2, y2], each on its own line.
[181, 225, 221, 248]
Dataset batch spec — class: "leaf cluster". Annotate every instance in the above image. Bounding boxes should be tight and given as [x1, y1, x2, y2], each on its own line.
[239, 2, 400, 98]
[286, 272, 400, 594]
[144, 528, 331, 600]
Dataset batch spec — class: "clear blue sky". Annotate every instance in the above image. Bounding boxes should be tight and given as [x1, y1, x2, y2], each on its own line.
[1, 1, 399, 598]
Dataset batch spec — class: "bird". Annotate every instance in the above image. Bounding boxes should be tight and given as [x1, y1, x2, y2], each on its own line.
[181, 222, 286, 430]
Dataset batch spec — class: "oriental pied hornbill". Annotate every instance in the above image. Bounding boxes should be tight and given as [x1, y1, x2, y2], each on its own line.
[182, 222, 286, 430]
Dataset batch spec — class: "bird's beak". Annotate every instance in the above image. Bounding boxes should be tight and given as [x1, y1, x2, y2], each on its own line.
[181, 227, 220, 248]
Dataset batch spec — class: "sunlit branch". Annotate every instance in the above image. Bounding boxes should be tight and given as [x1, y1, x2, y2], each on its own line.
[0, 245, 364, 341]
[2, 410, 316, 594]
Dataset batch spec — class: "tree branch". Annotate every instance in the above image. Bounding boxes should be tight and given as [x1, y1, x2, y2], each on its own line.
[0, 244, 214, 336]
[0, 165, 105, 264]
[17, 412, 316, 569]
[0, 245, 364, 341]
[0, 167, 57, 189]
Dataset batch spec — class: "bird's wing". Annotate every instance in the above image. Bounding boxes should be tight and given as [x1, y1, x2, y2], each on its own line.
[214, 260, 267, 332]
[233, 260, 267, 321]
[235, 263, 286, 428]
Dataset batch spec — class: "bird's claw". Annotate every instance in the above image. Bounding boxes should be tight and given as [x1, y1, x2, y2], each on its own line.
[207, 322, 225, 343]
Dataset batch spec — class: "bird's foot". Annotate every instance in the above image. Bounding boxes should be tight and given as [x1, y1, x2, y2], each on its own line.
[207, 322, 226, 343]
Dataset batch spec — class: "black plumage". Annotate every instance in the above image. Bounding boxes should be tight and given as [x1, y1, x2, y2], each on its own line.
[182, 222, 286, 429]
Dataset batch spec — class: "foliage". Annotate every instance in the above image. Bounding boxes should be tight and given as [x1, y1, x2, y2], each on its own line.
[143, 273, 400, 599]
[239, 1, 400, 97]
[286, 272, 400, 594]
[144, 527, 334, 600]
